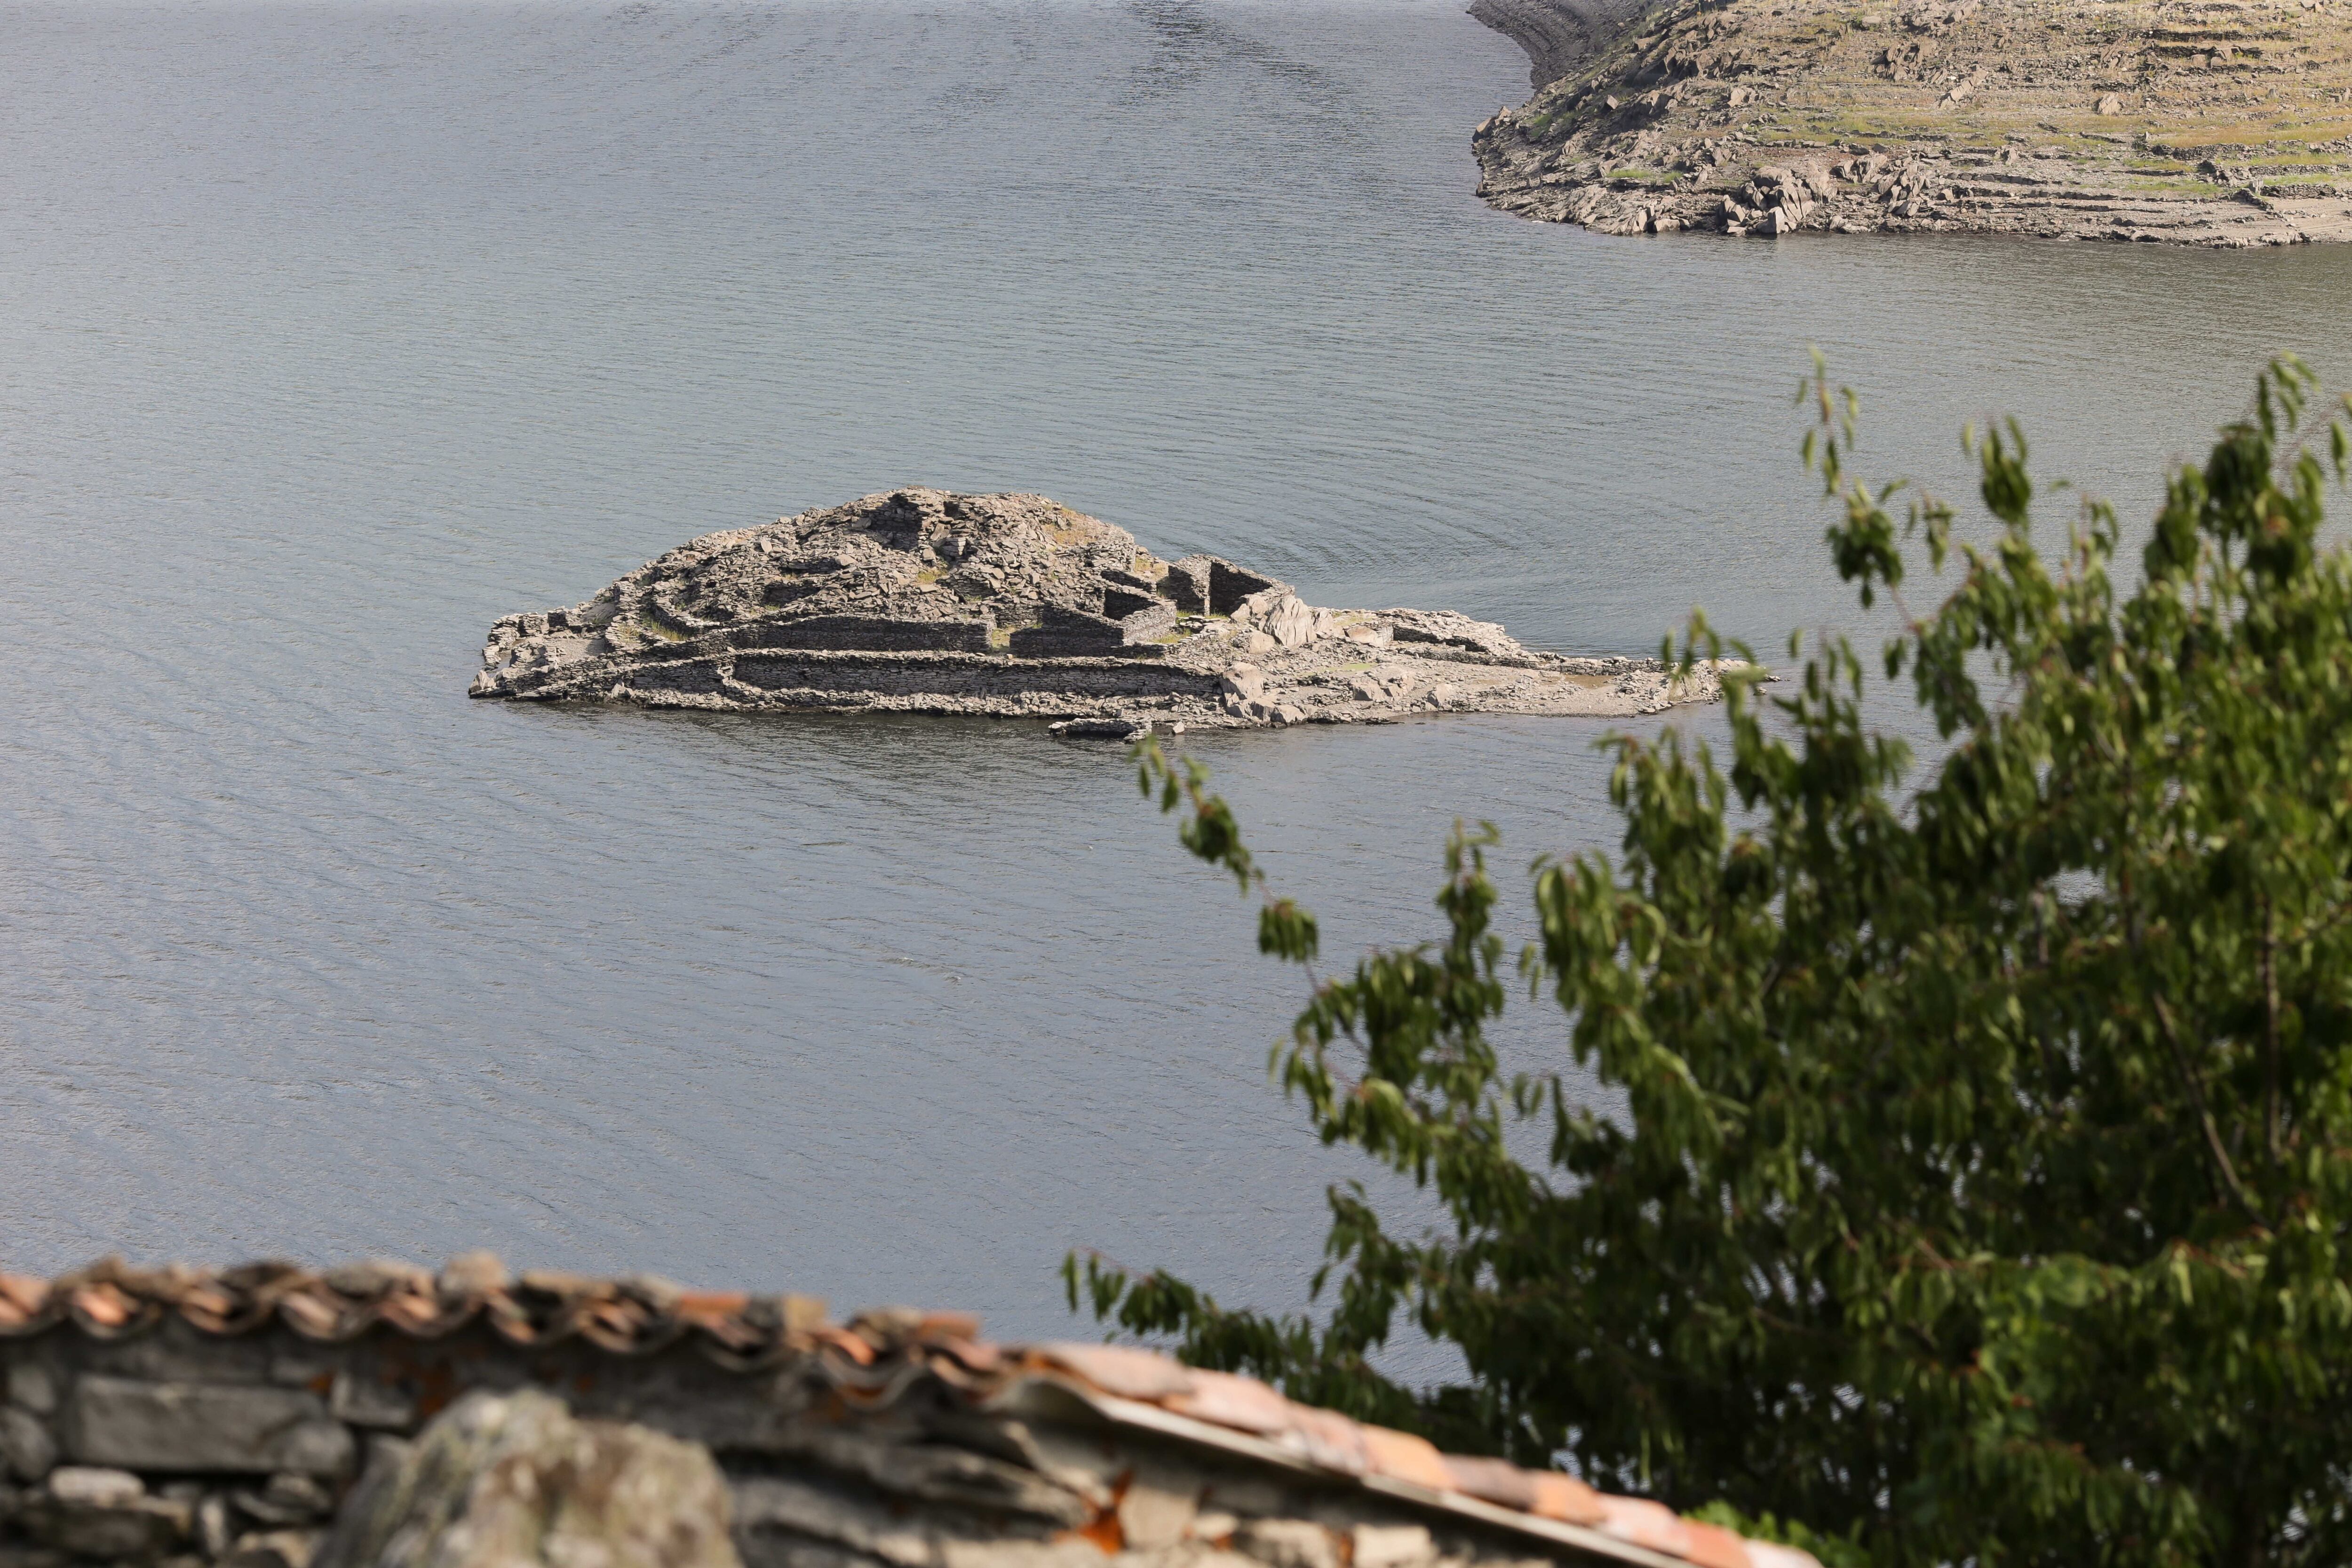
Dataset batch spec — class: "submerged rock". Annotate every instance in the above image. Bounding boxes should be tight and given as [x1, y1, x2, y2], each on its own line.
[471, 488, 1740, 734]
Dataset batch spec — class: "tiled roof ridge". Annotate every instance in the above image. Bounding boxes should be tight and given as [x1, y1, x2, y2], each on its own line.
[0, 1255, 1817, 1568]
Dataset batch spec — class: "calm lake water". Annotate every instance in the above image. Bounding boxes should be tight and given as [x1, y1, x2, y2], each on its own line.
[6, 0, 2352, 1352]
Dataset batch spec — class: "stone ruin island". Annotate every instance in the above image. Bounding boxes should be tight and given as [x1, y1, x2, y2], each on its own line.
[469, 489, 1735, 737]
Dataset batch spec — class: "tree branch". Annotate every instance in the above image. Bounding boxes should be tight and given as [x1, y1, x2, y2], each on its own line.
[2149, 989, 2267, 1229]
[2261, 895, 2283, 1164]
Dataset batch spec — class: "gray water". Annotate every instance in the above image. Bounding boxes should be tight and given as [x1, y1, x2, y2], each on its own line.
[6, 0, 2352, 1350]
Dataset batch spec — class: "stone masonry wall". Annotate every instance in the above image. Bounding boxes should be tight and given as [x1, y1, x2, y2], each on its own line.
[0, 1319, 1669, 1568]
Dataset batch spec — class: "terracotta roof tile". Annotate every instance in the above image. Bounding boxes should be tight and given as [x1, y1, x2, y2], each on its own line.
[1359, 1425, 1455, 1492]
[934, 1336, 1005, 1375]
[1597, 1496, 1694, 1558]
[815, 1325, 878, 1366]
[278, 1290, 342, 1338]
[1441, 1456, 1537, 1513]
[1035, 1341, 1200, 1400]
[1742, 1544, 1825, 1568]
[0, 1274, 51, 1321]
[1680, 1521, 1756, 1568]
[914, 1310, 982, 1344]
[0, 1257, 1817, 1568]
[1280, 1404, 1373, 1476]
[440, 1250, 511, 1296]
[1161, 1368, 1295, 1434]
[71, 1281, 140, 1330]
[1528, 1472, 1609, 1528]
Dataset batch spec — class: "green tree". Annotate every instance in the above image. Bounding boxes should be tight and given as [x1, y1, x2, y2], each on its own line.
[1068, 358, 2352, 1568]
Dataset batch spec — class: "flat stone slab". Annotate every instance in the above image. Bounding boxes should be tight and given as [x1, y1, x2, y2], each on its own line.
[471, 489, 1742, 733]
[64, 1377, 353, 1475]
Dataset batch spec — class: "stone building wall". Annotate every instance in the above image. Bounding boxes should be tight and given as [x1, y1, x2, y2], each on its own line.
[0, 1261, 1805, 1568]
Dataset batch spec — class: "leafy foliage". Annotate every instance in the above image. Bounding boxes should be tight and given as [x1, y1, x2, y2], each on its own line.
[1066, 358, 2352, 1567]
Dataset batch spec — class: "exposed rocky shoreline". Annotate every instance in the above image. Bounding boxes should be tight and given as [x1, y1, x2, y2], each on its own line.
[470, 490, 1734, 737]
[1469, 0, 2352, 245]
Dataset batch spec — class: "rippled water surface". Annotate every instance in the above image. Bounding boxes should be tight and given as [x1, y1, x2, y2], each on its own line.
[6, 0, 2352, 1341]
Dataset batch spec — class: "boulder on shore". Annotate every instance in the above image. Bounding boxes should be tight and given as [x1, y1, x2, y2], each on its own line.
[471, 488, 1744, 736]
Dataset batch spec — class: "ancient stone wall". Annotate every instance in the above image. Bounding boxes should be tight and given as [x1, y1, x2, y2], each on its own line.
[467, 491, 1741, 734]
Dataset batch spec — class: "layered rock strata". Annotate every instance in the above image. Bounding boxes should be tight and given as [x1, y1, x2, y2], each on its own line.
[1469, 0, 1649, 89]
[470, 489, 1734, 736]
[1470, 0, 2352, 245]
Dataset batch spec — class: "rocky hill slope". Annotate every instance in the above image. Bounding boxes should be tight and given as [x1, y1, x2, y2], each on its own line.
[1470, 0, 1651, 88]
[470, 490, 1734, 737]
[1470, 0, 2352, 244]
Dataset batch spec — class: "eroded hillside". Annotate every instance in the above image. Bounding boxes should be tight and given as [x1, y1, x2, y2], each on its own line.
[1472, 0, 2352, 243]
